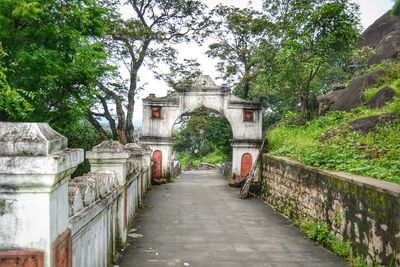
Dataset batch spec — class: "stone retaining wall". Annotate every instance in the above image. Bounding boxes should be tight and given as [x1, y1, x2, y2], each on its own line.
[262, 155, 400, 266]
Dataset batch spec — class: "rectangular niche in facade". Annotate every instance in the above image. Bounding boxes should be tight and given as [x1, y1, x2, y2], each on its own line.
[243, 109, 254, 122]
[151, 106, 162, 119]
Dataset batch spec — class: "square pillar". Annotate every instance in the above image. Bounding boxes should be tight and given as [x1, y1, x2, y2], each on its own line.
[86, 141, 129, 244]
[0, 123, 83, 267]
[125, 143, 144, 201]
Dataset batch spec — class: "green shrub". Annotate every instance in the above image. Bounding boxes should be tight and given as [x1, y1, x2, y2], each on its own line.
[58, 120, 104, 177]
[202, 148, 227, 165]
[268, 109, 400, 184]
[296, 219, 351, 259]
[362, 61, 400, 104]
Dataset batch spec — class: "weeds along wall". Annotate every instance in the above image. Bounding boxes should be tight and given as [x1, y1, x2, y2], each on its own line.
[262, 155, 400, 266]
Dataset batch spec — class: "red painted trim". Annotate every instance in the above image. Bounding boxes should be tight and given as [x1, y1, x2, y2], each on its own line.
[141, 168, 144, 199]
[0, 250, 44, 267]
[52, 228, 72, 267]
[124, 184, 128, 229]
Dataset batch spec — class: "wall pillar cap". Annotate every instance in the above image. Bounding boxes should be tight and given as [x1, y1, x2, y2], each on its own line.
[86, 141, 129, 161]
[0, 122, 67, 156]
[125, 143, 144, 156]
[0, 123, 83, 189]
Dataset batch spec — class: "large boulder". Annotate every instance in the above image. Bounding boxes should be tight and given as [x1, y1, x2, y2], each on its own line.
[317, 70, 386, 115]
[359, 11, 400, 65]
[323, 113, 399, 139]
[358, 11, 400, 49]
[366, 87, 397, 109]
[367, 29, 400, 65]
[317, 12, 400, 114]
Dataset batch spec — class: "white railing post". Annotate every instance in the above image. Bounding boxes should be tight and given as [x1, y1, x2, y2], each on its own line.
[0, 122, 83, 267]
[86, 141, 129, 244]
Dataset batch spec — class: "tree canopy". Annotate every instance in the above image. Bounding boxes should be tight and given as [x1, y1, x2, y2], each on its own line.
[0, 0, 112, 129]
[92, 0, 209, 143]
[173, 107, 232, 161]
[206, 5, 273, 99]
[253, 0, 360, 120]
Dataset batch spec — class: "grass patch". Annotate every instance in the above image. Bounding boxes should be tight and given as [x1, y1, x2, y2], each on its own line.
[176, 148, 228, 169]
[268, 107, 400, 184]
[362, 61, 400, 103]
[202, 148, 228, 165]
[296, 218, 351, 259]
[296, 218, 393, 266]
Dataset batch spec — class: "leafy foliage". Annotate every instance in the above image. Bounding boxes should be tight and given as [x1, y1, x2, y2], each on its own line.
[296, 218, 351, 259]
[0, 0, 111, 127]
[101, 0, 209, 143]
[362, 60, 400, 103]
[173, 107, 232, 166]
[206, 5, 273, 98]
[58, 120, 105, 177]
[254, 0, 361, 121]
[268, 107, 400, 184]
[155, 58, 202, 90]
[394, 0, 400, 16]
[0, 43, 34, 120]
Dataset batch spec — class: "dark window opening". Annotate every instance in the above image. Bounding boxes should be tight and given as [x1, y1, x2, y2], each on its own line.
[243, 110, 254, 122]
[151, 106, 161, 119]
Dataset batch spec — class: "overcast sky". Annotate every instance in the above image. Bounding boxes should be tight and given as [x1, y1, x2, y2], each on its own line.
[124, 0, 394, 122]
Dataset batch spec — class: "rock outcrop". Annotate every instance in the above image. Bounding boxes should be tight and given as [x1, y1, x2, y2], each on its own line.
[358, 11, 400, 65]
[366, 87, 397, 108]
[322, 113, 399, 139]
[317, 70, 386, 115]
[317, 11, 400, 114]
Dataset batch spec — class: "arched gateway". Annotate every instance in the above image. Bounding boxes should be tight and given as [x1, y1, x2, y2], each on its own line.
[140, 75, 262, 179]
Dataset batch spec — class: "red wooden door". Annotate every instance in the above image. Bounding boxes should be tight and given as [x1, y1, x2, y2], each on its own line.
[152, 150, 162, 179]
[241, 153, 252, 177]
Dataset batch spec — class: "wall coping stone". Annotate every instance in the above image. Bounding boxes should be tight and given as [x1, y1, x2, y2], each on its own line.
[268, 155, 400, 198]
[86, 140, 129, 161]
[0, 122, 67, 156]
[125, 143, 144, 156]
[92, 140, 125, 153]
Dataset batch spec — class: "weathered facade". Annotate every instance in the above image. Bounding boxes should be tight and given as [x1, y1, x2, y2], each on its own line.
[262, 155, 400, 266]
[0, 123, 151, 267]
[141, 75, 263, 179]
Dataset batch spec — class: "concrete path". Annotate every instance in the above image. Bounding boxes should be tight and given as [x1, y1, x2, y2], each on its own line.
[119, 170, 349, 267]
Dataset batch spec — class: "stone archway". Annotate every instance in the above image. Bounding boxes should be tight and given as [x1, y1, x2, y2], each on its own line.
[140, 75, 262, 178]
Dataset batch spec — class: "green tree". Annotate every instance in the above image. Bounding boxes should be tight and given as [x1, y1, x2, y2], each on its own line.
[173, 107, 232, 160]
[155, 58, 202, 90]
[0, 0, 111, 130]
[0, 42, 33, 121]
[254, 0, 360, 119]
[394, 0, 400, 16]
[92, 0, 209, 143]
[206, 5, 273, 99]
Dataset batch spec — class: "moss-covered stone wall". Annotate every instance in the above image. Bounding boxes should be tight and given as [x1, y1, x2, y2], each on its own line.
[262, 155, 400, 265]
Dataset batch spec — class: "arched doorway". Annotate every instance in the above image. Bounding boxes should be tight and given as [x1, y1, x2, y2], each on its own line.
[241, 153, 252, 177]
[152, 150, 162, 179]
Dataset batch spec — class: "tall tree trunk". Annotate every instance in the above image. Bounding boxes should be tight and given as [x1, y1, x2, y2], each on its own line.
[125, 70, 137, 143]
[97, 94, 118, 140]
[115, 95, 127, 145]
[88, 111, 109, 140]
[243, 65, 251, 99]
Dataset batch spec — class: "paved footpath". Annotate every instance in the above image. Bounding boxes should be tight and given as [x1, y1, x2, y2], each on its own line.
[119, 170, 349, 267]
